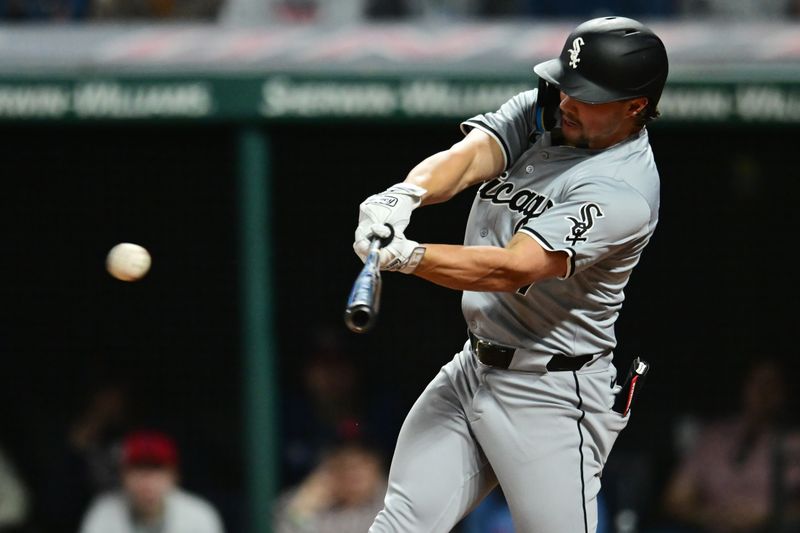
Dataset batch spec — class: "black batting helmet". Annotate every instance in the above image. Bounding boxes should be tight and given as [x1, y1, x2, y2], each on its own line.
[534, 16, 669, 108]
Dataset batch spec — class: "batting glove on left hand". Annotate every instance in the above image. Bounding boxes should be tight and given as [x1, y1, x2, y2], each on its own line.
[354, 183, 427, 246]
[353, 223, 426, 274]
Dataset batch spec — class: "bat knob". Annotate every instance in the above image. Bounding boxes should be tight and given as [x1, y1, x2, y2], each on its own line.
[374, 223, 395, 248]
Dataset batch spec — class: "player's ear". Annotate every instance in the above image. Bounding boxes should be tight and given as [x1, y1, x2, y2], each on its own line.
[626, 97, 648, 118]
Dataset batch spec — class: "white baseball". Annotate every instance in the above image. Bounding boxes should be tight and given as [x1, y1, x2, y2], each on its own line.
[106, 242, 152, 282]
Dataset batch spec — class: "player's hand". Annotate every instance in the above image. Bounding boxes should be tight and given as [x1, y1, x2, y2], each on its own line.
[353, 223, 426, 274]
[354, 183, 427, 246]
[353, 222, 392, 263]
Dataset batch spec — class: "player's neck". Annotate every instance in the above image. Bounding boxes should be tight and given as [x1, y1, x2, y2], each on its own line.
[563, 126, 643, 150]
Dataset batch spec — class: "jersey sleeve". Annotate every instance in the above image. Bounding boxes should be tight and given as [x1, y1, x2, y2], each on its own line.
[517, 177, 653, 278]
[460, 89, 537, 172]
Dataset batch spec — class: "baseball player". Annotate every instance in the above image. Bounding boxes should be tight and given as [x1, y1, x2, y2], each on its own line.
[352, 16, 668, 533]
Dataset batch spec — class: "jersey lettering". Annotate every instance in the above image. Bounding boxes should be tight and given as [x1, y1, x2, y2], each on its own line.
[565, 203, 604, 245]
[478, 178, 554, 231]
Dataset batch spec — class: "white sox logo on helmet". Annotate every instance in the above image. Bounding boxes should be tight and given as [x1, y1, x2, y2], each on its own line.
[568, 37, 585, 69]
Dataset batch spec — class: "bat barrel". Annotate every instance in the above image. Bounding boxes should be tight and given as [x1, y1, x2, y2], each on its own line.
[343, 225, 393, 334]
[343, 261, 381, 333]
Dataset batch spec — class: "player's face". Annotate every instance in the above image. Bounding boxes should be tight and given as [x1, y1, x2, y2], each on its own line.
[558, 92, 647, 149]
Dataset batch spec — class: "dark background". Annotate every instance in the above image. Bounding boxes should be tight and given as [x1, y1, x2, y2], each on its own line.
[1, 120, 797, 530]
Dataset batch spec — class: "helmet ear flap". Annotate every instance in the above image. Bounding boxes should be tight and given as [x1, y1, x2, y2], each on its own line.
[534, 77, 561, 135]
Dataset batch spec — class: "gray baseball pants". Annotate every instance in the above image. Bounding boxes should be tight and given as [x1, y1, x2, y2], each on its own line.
[369, 341, 629, 533]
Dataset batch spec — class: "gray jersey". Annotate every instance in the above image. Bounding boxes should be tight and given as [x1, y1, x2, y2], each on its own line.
[460, 89, 660, 359]
[370, 88, 657, 533]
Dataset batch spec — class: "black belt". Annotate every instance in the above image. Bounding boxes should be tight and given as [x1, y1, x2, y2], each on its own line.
[468, 331, 592, 372]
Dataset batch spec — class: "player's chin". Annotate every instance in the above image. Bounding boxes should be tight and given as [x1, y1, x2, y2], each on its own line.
[561, 127, 583, 147]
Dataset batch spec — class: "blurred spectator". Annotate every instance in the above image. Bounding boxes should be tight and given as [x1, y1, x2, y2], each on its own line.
[280, 327, 403, 487]
[0, 445, 29, 532]
[679, 0, 800, 19]
[0, 0, 89, 20]
[221, 0, 362, 25]
[518, 0, 677, 18]
[659, 358, 800, 532]
[0, 0, 223, 19]
[276, 0, 363, 23]
[272, 441, 387, 533]
[271, 0, 317, 20]
[411, 0, 481, 19]
[365, 0, 678, 19]
[92, 0, 222, 19]
[79, 429, 225, 533]
[365, 0, 484, 19]
[38, 381, 130, 533]
[364, 0, 410, 18]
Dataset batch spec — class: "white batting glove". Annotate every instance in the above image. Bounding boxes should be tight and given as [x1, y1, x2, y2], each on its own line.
[354, 183, 427, 246]
[353, 223, 391, 263]
[353, 223, 426, 274]
[381, 233, 426, 273]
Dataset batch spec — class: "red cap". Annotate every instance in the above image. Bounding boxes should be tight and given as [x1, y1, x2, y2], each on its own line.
[122, 430, 179, 468]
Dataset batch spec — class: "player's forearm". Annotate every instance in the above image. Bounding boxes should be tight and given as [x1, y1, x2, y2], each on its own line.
[413, 244, 534, 292]
[404, 150, 477, 206]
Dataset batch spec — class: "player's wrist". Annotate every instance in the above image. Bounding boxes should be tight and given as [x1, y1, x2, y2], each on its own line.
[385, 182, 428, 203]
[399, 245, 426, 274]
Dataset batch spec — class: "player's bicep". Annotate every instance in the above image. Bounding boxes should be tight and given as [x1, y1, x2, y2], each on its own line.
[461, 89, 536, 170]
[452, 128, 506, 189]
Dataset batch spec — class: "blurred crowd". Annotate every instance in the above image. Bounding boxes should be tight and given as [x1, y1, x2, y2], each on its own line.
[1, 0, 799, 25]
[0, 386, 227, 533]
[0, 325, 404, 533]
[1, 326, 799, 533]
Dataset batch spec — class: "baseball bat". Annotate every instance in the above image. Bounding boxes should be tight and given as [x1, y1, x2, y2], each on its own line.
[344, 224, 394, 334]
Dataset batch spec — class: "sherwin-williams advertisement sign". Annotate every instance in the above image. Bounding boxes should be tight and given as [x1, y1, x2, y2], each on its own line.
[0, 76, 798, 124]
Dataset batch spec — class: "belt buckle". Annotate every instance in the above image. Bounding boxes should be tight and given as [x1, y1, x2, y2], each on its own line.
[476, 338, 495, 352]
[472, 337, 492, 362]
[476, 338, 505, 360]
[474, 338, 515, 369]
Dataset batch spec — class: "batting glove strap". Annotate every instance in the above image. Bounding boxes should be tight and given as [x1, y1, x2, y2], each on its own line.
[380, 237, 426, 274]
[400, 246, 426, 274]
[381, 182, 427, 200]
